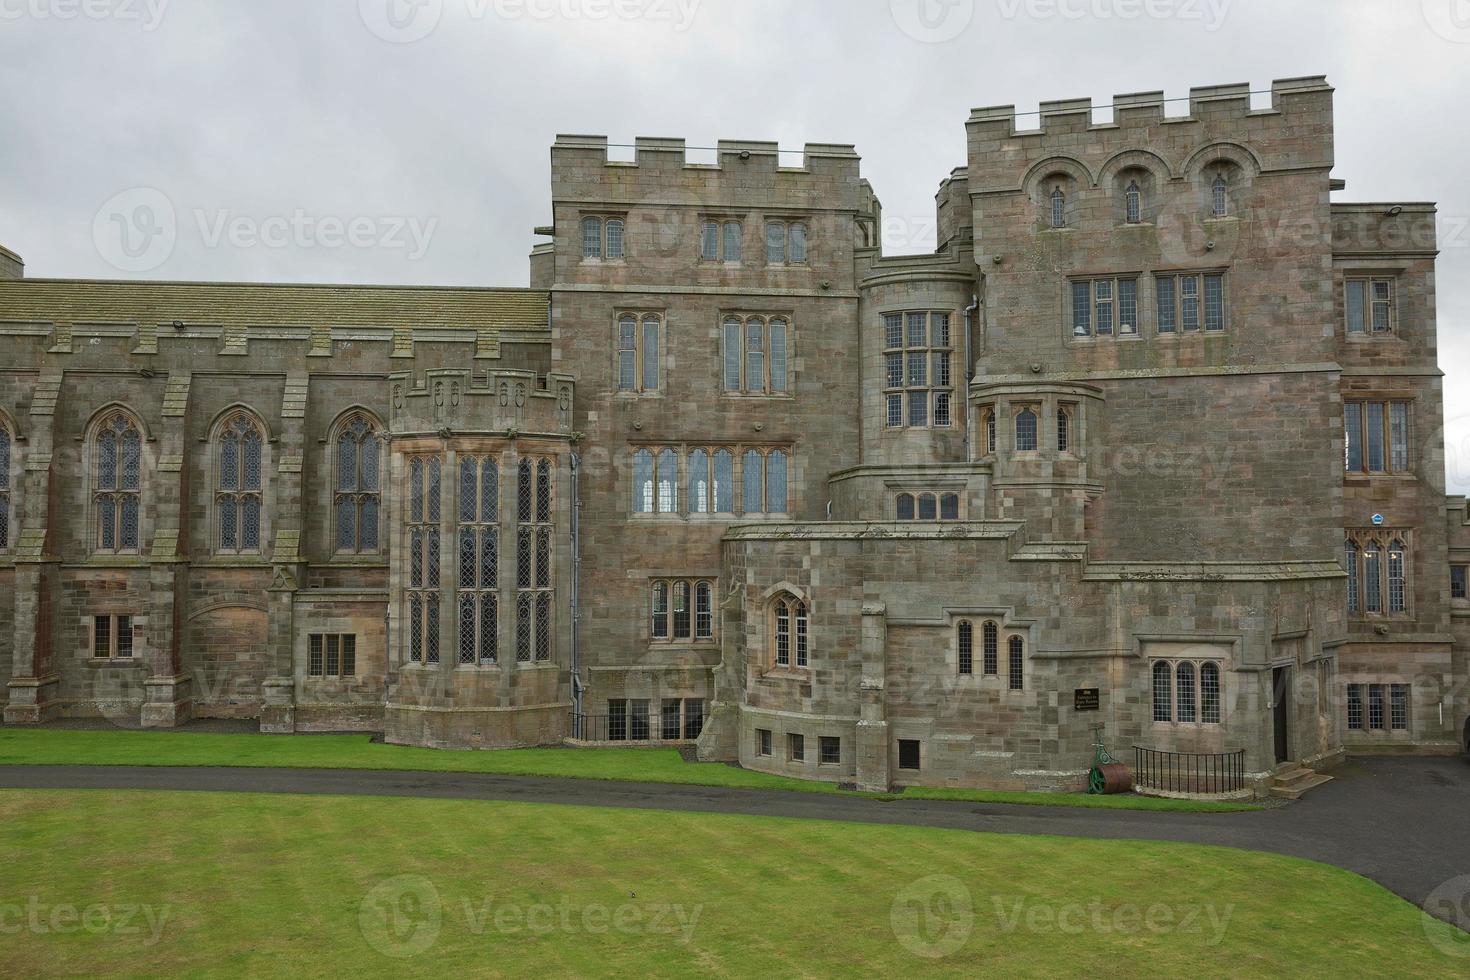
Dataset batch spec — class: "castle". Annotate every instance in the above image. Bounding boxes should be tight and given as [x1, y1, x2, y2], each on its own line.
[1, 75, 1464, 795]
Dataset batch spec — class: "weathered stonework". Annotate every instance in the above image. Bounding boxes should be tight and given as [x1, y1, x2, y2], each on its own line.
[0, 75, 1463, 795]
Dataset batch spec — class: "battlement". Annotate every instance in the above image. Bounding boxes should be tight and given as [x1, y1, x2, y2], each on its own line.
[552, 134, 859, 174]
[965, 76, 1334, 192]
[967, 75, 1331, 137]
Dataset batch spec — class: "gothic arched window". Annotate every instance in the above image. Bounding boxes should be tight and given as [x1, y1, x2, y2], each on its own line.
[770, 593, 808, 668]
[1050, 187, 1066, 228]
[333, 412, 382, 554]
[94, 410, 142, 553]
[1211, 175, 1229, 217]
[215, 410, 265, 554]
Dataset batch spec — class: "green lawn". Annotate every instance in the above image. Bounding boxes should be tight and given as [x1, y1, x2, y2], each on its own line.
[0, 729, 1258, 812]
[0, 790, 1458, 977]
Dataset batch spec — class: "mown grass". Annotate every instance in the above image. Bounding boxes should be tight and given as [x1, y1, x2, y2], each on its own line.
[0, 728, 1258, 811]
[0, 789, 1457, 977]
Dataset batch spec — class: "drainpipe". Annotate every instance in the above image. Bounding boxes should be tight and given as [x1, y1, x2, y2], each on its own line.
[570, 450, 583, 734]
[962, 293, 979, 461]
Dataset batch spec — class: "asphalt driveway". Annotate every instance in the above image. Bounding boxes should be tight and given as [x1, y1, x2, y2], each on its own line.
[1, 755, 1465, 927]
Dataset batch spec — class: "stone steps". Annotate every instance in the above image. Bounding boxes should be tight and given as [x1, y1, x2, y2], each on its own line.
[1269, 764, 1333, 800]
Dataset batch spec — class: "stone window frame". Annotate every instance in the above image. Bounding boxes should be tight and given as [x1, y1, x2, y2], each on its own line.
[951, 615, 1020, 681]
[0, 410, 14, 553]
[307, 633, 357, 679]
[329, 408, 386, 557]
[514, 456, 556, 664]
[580, 213, 626, 261]
[699, 217, 743, 264]
[648, 577, 717, 645]
[897, 738, 922, 771]
[1069, 275, 1142, 339]
[1345, 275, 1397, 336]
[630, 443, 792, 519]
[764, 218, 809, 267]
[1056, 403, 1076, 454]
[978, 404, 997, 456]
[87, 404, 148, 557]
[1346, 682, 1410, 733]
[1049, 187, 1067, 229]
[404, 454, 443, 667]
[1012, 403, 1041, 453]
[895, 490, 961, 522]
[882, 310, 955, 429]
[768, 591, 809, 670]
[1155, 270, 1228, 335]
[1343, 398, 1412, 476]
[1345, 528, 1411, 618]
[818, 735, 841, 766]
[722, 313, 793, 397]
[787, 731, 804, 762]
[209, 406, 271, 558]
[91, 613, 136, 661]
[1211, 174, 1230, 218]
[756, 727, 773, 757]
[1007, 635, 1026, 692]
[659, 697, 706, 741]
[1150, 659, 1223, 726]
[456, 453, 500, 667]
[614, 311, 664, 395]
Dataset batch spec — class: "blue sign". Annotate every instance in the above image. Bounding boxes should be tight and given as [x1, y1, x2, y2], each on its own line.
[1371, 513, 1384, 526]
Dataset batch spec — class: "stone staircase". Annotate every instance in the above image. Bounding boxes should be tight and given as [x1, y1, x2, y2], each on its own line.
[1269, 763, 1333, 800]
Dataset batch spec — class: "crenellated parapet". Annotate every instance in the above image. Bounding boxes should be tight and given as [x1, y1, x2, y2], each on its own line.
[966, 76, 1333, 194]
[388, 369, 575, 439]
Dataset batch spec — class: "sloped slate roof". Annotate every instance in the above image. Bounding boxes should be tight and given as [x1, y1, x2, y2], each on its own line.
[0, 278, 549, 332]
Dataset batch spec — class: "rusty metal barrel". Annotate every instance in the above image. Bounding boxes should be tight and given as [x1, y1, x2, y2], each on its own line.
[1088, 762, 1134, 795]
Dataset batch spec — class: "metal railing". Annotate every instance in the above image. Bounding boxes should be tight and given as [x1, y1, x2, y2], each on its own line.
[1133, 746, 1246, 795]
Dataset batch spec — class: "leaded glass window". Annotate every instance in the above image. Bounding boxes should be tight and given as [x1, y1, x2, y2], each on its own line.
[334, 412, 382, 554]
[517, 457, 555, 662]
[456, 455, 499, 665]
[216, 411, 265, 554]
[95, 410, 143, 553]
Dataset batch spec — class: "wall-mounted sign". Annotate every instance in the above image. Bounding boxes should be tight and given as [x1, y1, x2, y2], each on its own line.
[1371, 513, 1385, 526]
[1074, 688, 1100, 712]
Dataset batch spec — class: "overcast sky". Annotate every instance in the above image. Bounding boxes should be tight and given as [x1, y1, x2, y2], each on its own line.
[3, 0, 1470, 486]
